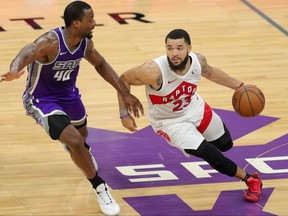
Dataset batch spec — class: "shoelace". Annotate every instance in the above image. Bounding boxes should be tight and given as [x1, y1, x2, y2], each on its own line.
[97, 186, 113, 205]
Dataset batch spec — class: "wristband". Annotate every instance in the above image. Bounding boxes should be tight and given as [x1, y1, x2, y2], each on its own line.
[120, 113, 130, 119]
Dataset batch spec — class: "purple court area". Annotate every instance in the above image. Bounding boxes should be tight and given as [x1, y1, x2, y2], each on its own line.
[87, 109, 287, 215]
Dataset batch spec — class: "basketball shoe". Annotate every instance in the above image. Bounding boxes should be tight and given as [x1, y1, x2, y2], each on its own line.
[243, 172, 263, 202]
[95, 183, 120, 216]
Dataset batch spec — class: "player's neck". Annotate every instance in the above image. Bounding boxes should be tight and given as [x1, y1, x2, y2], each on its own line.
[63, 28, 82, 50]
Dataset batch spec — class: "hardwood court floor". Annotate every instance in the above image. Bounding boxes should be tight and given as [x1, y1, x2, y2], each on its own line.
[0, 0, 287, 215]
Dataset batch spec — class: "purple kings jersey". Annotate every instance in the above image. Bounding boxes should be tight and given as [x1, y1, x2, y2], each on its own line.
[24, 27, 87, 102]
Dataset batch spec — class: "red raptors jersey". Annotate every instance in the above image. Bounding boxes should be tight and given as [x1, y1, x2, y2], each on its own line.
[146, 52, 205, 124]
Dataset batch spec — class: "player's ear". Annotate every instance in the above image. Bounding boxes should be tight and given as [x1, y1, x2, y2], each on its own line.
[73, 20, 81, 28]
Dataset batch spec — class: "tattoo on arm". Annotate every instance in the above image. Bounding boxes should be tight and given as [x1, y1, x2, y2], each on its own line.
[196, 53, 211, 75]
[156, 75, 162, 87]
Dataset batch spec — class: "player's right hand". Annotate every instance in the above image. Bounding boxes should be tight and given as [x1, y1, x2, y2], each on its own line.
[123, 93, 144, 118]
[0, 70, 25, 82]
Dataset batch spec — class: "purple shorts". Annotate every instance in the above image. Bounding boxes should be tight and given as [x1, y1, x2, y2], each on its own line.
[23, 93, 86, 134]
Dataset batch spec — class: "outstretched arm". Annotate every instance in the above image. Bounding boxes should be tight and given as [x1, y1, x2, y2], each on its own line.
[1, 45, 35, 82]
[197, 53, 244, 90]
[1, 32, 56, 83]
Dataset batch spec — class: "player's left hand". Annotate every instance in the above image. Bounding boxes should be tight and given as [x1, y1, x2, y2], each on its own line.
[0, 70, 25, 82]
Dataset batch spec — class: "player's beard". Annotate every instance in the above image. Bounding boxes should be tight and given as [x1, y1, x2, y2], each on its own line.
[86, 31, 93, 39]
[167, 53, 189, 72]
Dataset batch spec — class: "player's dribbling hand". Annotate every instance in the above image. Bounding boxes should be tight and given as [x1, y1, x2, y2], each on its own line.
[0, 70, 25, 82]
[121, 115, 138, 131]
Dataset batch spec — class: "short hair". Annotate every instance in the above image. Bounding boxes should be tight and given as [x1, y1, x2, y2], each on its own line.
[165, 29, 191, 45]
[63, 1, 92, 27]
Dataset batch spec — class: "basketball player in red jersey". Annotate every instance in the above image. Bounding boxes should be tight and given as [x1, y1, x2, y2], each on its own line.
[117, 29, 262, 202]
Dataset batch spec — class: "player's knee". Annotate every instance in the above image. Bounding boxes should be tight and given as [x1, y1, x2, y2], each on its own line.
[217, 140, 233, 152]
[48, 115, 85, 152]
[67, 137, 85, 152]
[69, 142, 86, 152]
[63, 143, 71, 153]
[210, 123, 233, 152]
[63, 142, 89, 153]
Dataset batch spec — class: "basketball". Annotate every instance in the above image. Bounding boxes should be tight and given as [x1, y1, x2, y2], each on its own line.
[232, 85, 265, 117]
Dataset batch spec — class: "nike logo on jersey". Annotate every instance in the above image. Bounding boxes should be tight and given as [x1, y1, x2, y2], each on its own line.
[168, 79, 177, 84]
[60, 51, 68, 55]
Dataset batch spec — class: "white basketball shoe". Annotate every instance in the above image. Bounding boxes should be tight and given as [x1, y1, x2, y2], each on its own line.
[95, 183, 120, 216]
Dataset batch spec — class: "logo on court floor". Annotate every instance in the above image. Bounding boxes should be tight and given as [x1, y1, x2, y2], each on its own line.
[88, 109, 287, 215]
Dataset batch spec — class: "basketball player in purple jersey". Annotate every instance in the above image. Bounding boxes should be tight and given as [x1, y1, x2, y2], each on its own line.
[0, 1, 143, 215]
[118, 29, 262, 203]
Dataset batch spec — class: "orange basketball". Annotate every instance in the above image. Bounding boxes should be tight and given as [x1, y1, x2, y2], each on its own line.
[232, 85, 265, 117]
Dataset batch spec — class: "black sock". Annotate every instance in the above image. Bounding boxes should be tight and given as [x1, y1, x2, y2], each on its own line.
[242, 173, 251, 182]
[88, 174, 105, 189]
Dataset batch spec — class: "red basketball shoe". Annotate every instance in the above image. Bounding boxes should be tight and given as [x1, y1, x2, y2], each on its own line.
[243, 172, 263, 202]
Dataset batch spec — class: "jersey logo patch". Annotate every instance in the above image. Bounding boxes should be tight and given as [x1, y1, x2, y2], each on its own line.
[149, 81, 197, 105]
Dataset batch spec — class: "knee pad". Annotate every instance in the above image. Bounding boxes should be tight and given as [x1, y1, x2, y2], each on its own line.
[185, 140, 237, 177]
[211, 139, 233, 152]
[48, 115, 71, 140]
[210, 123, 233, 152]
